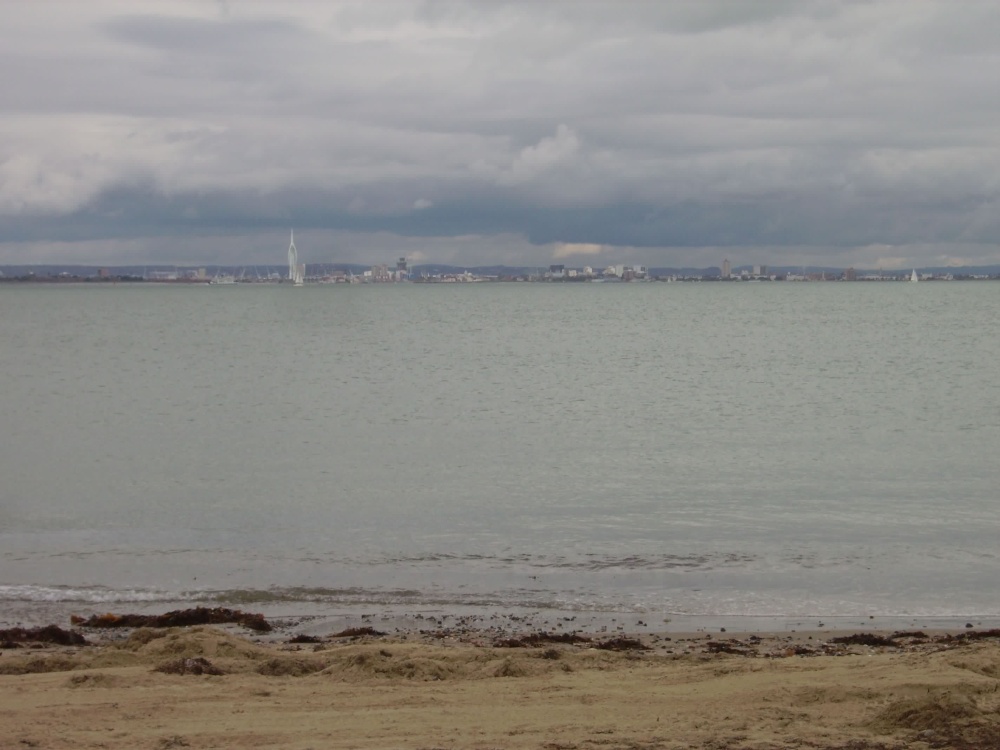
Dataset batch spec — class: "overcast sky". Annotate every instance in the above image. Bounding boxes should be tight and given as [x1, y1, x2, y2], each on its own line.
[2, 1, 1000, 269]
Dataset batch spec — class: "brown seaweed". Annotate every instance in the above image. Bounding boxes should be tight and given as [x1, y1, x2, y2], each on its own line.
[494, 632, 592, 648]
[329, 626, 386, 638]
[70, 606, 272, 632]
[829, 632, 896, 647]
[154, 657, 225, 676]
[0, 625, 88, 646]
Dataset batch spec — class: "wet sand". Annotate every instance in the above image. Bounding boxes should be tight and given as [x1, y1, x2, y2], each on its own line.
[3, 618, 1000, 749]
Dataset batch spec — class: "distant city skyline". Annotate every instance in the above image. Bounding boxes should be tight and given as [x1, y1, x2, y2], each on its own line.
[3, 3, 1000, 270]
[4, 258, 999, 284]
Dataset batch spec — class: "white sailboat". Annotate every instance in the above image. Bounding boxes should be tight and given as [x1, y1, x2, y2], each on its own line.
[910, 269, 919, 283]
[288, 230, 304, 286]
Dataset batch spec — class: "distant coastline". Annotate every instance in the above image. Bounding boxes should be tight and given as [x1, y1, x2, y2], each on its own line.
[3, 263, 1000, 284]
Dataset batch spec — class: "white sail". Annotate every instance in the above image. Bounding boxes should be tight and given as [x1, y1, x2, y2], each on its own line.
[910, 269, 919, 283]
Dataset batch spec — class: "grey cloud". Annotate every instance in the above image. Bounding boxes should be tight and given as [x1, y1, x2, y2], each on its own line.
[2, 1, 1000, 269]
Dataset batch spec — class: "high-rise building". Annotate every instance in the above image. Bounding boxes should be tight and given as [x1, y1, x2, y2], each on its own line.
[722, 259, 731, 278]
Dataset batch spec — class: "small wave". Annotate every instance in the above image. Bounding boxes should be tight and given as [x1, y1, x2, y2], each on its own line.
[0, 584, 575, 610]
[208, 586, 647, 612]
[213, 587, 424, 605]
[558, 553, 758, 571]
[373, 551, 757, 571]
[0, 584, 199, 604]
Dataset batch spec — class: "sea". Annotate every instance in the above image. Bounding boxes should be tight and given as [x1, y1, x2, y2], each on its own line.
[1, 280, 998, 634]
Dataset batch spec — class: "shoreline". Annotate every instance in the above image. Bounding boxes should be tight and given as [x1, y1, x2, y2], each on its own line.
[5, 598, 1000, 638]
[6, 600, 1000, 650]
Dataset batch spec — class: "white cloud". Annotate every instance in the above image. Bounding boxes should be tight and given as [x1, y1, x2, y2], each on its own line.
[500, 124, 581, 185]
[413, 198, 433, 210]
[553, 242, 603, 259]
[0, 115, 226, 216]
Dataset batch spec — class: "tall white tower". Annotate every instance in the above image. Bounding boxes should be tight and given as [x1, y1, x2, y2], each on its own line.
[287, 230, 298, 281]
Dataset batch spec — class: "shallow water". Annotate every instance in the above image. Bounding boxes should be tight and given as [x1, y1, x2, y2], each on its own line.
[1, 281, 998, 627]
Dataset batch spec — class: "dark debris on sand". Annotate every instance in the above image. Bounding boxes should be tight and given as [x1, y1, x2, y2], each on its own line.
[593, 636, 649, 651]
[330, 626, 386, 638]
[494, 632, 592, 648]
[944, 628, 1000, 643]
[693, 629, 1000, 660]
[491, 631, 649, 652]
[287, 634, 323, 644]
[0, 625, 88, 648]
[830, 633, 898, 647]
[70, 607, 272, 632]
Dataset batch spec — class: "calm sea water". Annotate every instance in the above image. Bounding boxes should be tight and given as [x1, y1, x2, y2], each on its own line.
[1, 281, 998, 629]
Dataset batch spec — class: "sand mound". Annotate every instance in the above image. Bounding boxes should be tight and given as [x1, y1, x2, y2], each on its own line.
[870, 693, 981, 733]
[315, 643, 597, 682]
[0, 627, 272, 674]
[321, 648, 459, 681]
[0, 654, 80, 675]
[256, 657, 325, 677]
[948, 649, 1000, 679]
[114, 626, 272, 665]
[118, 626, 168, 649]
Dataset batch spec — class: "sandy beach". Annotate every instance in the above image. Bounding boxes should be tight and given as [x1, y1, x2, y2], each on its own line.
[3, 614, 1000, 750]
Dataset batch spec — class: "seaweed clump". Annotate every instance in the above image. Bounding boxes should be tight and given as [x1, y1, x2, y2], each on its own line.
[71, 607, 272, 633]
[494, 632, 592, 648]
[0, 625, 88, 647]
[287, 634, 322, 644]
[594, 637, 648, 652]
[830, 633, 896, 647]
[154, 656, 225, 676]
[330, 626, 386, 638]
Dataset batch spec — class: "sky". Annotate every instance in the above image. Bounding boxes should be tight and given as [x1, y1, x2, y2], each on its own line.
[2, 1, 1000, 270]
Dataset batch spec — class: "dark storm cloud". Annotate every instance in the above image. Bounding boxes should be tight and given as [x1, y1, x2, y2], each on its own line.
[2, 1, 1000, 268]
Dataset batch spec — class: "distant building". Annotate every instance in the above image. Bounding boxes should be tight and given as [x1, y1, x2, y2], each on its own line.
[844, 267, 857, 281]
[722, 259, 731, 278]
[549, 264, 565, 279]
[147, 270, 178, 281]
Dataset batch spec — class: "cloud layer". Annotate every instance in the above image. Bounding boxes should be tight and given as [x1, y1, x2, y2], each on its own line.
[2, 1, 1000, 268]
